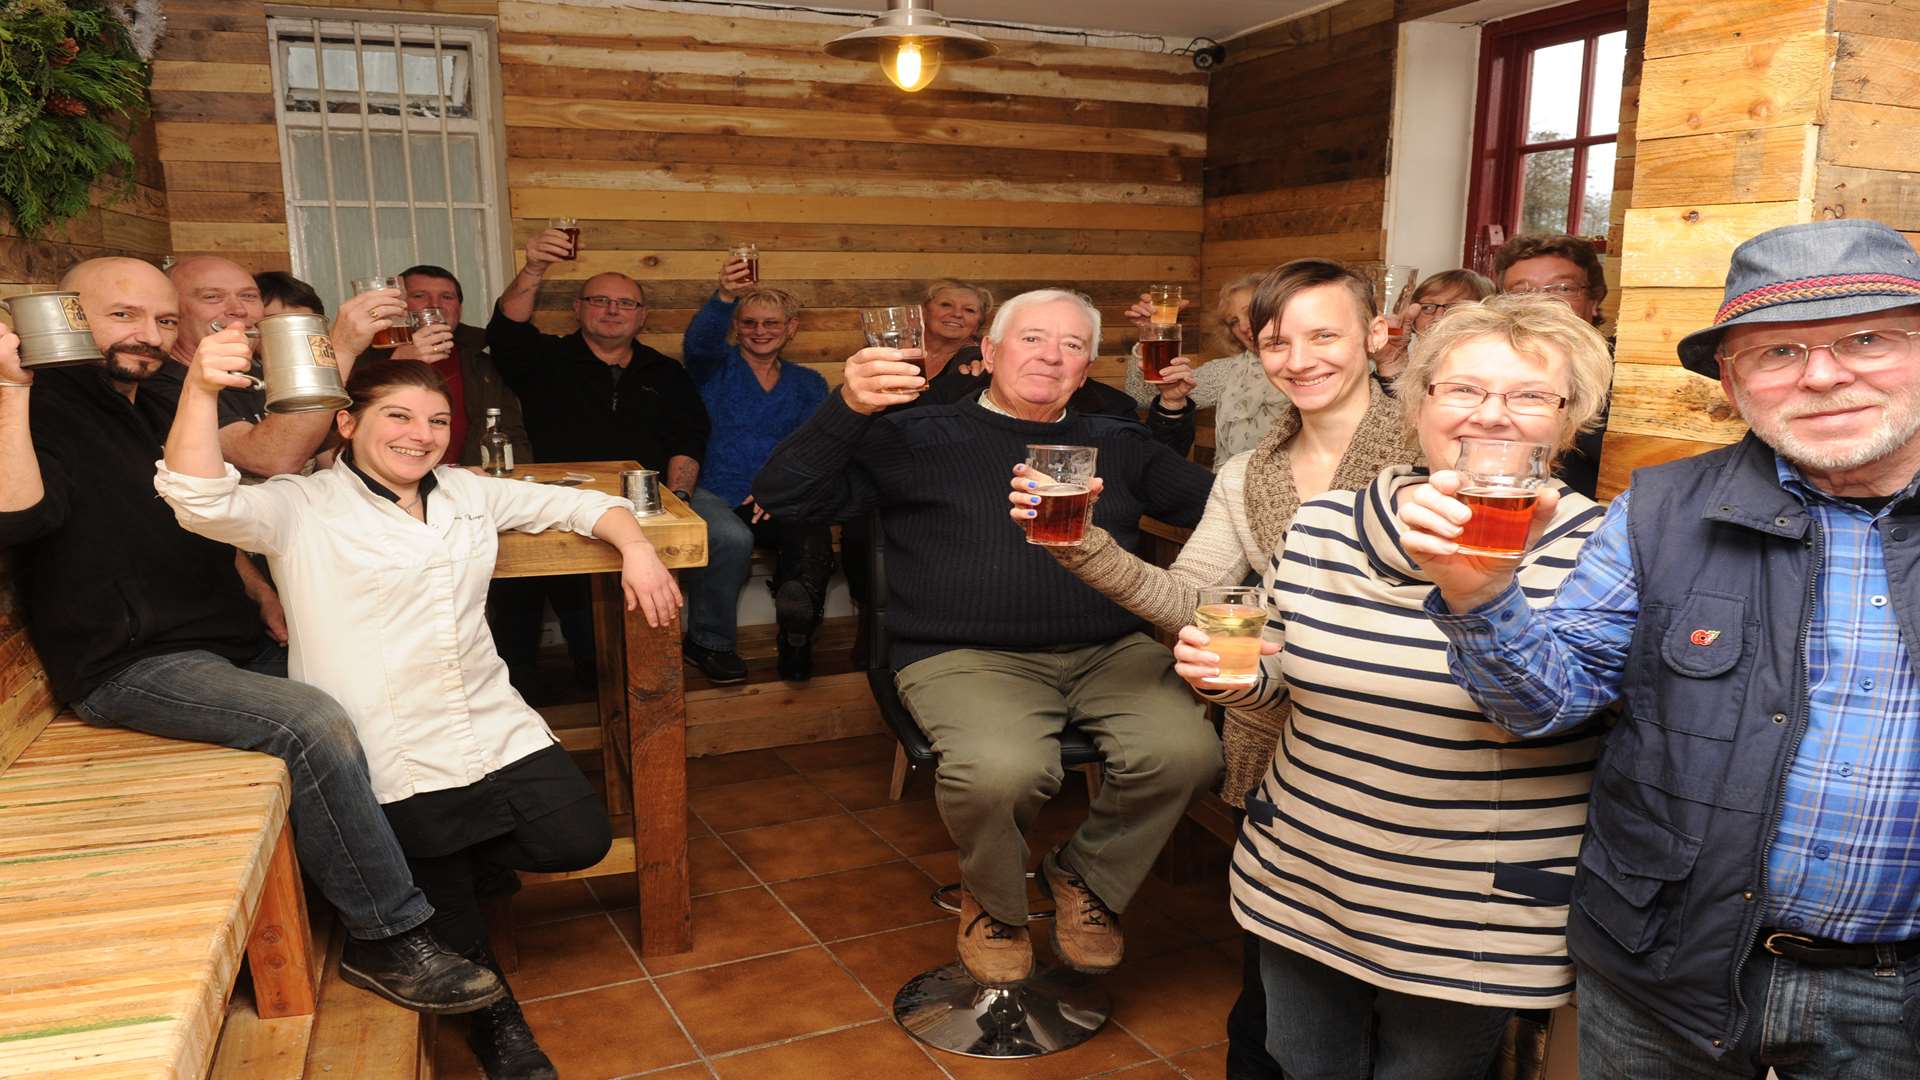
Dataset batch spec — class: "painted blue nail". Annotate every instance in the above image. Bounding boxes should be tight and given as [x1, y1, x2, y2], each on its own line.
[1030, 496, 1040, 505]
[1026, 481, 1036, 489]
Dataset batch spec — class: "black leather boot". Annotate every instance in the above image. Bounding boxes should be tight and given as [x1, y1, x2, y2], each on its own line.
[466, 992, 558, 1080]
[773, 579, 819, 682]
[339, 927, 505, 1014]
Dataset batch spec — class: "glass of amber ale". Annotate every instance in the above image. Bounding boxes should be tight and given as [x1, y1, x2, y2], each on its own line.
[1022, 444, 1098, 546]
[352, 276, 410, 348]
[1453, 437, 1550, 559]
[1195, 586, 1264, 685]
[1140, 323, 1181, 384]
[860, 305, 926, 379]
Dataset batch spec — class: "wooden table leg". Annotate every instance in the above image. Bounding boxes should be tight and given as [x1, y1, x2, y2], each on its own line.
[625, 598, 691, 955]
[590, 576, 632, 817]
[249, 821, 317, 1018]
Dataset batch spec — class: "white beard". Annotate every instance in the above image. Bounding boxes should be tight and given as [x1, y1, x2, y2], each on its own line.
[1732, 383, 1920, 472]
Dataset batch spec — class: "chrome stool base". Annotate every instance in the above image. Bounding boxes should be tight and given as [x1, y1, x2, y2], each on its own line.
[893, 961, 1110, 1058]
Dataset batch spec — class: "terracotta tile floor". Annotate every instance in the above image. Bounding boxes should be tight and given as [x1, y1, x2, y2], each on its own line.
[436, 735, 1239, 1079]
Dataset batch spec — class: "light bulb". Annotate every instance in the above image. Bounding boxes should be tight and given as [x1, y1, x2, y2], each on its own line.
[882, 37, 942, 92]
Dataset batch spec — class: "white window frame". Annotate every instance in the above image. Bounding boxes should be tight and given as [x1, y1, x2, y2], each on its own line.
[265, 10, 512, 312]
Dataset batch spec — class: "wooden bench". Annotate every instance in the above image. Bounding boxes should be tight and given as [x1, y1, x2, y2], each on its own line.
[0, 717, 315, 1079]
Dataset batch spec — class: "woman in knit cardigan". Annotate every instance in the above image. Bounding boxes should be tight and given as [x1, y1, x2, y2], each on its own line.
[1171, 296, 1616, 1079]
[1010, 258, 1419, 1080]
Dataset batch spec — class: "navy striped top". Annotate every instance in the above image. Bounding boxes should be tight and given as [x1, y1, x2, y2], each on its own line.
[1208, 465, 1606, 1008]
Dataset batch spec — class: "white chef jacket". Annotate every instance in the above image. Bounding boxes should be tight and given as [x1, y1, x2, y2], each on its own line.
[155, 457, 632, 803]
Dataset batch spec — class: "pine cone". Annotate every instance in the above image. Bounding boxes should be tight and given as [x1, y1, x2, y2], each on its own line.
[46, 94, 87, 117]
[50, 37, 79, 67]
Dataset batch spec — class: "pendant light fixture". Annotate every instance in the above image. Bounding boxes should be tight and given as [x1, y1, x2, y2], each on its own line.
[824, 0, 997, 93]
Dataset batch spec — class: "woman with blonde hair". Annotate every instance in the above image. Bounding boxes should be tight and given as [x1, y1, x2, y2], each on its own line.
[1372, 268, 1497, 380]
[1171, 294, 1615, 1078]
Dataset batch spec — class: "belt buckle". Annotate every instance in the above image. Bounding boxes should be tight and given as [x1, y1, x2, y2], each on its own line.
[1763, 930, 1814, 957]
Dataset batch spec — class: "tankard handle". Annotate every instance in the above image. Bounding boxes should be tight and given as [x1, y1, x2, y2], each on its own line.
[206, 320, 268, 391]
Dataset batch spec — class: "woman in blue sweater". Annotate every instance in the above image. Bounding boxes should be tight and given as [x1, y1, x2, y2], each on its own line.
[679, 255, 835, 683]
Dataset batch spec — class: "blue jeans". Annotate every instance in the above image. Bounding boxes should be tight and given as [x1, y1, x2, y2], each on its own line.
[683, 486, 833, 652]
[1576, 953, 1920, 1079]
[73, 646, 434, 940]
[1258, 938, 1511, 1080]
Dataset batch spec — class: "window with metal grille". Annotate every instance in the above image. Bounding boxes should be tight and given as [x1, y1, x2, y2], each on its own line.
[266, 16, 508, 318]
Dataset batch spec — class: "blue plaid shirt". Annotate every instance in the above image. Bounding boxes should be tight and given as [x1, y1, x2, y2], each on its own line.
[1427, 457, 1920, 944]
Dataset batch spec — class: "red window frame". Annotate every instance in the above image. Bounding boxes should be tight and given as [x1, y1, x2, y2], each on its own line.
[1463, 0, 1629, 269]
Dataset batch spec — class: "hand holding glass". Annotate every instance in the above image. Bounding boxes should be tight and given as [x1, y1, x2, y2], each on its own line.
[860, 306, 926, 380]
[550, 218, 580, 260]
[1148, 284, 1182, 327]
[352, 276, 409, 347]
[1194, 586, 1265, 685]
[1022, 445, 1098, 546]
[1453, 438, 1550, 559]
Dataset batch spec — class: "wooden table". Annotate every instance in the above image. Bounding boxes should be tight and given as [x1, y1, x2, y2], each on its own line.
[493, 462, 707, 956]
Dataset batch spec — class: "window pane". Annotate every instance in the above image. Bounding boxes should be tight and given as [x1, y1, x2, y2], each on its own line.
[1589, 31, 1626, 137]
[292, 207, 343, 313]
[289, 130, 327, 200]
[1579, 142, 1617, 237]
[368, 132, 408, 202]
[1519, 148, 1574, 235]
[375, 207, 416, 272]
[446, 135, 480, 204]
[1525, 39, 1584, 142]
[281, 38, 469, 117]
[328, 132, 369, 202]
[407, 134, 448, 202]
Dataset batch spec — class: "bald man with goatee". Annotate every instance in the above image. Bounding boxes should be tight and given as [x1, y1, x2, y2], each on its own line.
[152, 256, 445, 476]
[0, 257, 506, 1015]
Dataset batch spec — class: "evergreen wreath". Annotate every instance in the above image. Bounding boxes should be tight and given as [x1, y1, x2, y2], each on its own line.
[0, 0, 158, 238]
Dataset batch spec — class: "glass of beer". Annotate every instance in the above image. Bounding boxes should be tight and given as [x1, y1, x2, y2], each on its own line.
[1194, 586, 1265, 686]
[1454, 437, 1550, 559]
[1140, 323, 1181, 384]
[1022, 444, 1098, 546]
[729, 241, 760, 285]
[860, 305, 926, 379]
[1148, 284, 1182, 327]
[1372, 264, 1420, 343]
[550, 217, 580, 260]
[352, 276, 410, 348]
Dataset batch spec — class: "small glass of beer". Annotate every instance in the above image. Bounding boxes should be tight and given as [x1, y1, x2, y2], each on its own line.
[1022, 444, 1098, 546]
[1453, 437, 1551, 559]
[1148, 284, 1182, 327]
[1372, 264, 1421, 343]
[860, 305, 926, 380]
[352, 276, 410, 348]
[1194, 586, 1265, 686]
[1140, 323, 1181, 384]
[729, 242, 760, 285]
[550, 217, 580, 260]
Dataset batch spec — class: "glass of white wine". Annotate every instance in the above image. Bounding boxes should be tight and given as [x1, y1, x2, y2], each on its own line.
[1194, 586, 1266, 686]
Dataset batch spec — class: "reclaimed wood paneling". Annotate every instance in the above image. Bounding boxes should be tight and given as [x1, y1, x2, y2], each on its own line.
[0, 122, 170, 300]
[146, 0, 1205, 389]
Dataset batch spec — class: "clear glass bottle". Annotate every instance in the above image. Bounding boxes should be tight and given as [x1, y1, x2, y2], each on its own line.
[480, 407, 513, 477]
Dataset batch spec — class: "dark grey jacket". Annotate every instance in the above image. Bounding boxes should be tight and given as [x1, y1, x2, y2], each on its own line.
[1585, 432, 1920, 1054]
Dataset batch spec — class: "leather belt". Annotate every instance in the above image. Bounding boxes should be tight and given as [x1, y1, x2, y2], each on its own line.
[1761, 929, 1920, 976]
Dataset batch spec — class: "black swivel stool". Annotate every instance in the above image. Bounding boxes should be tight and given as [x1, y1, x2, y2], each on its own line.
[858, 512, 1112, 1058]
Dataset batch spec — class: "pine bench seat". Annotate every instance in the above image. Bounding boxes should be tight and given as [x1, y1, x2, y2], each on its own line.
[0, 716, 314, 1079]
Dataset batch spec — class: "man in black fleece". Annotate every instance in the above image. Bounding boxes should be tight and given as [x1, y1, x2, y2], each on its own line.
[755, 289, 1222, 988]
[0, 257, 502, 1017]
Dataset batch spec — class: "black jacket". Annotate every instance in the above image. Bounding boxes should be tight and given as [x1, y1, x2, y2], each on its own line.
[0, 367, 262, 702]
[485, 305, 709, 470]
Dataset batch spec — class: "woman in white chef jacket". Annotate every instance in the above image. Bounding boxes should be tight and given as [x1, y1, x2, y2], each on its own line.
[158, 329, 682, 1080]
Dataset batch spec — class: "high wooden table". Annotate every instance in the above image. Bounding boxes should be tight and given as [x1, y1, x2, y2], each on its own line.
[493, 462, 706, 956]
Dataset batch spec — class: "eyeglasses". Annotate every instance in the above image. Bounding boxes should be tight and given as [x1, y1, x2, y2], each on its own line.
[1505, 282, 1587, 298]
[581, 295, 643, 311]
[1415, 301, 1465, 317]
[1720, 328, 1920, 378]
[1426, 381, 1569, 415]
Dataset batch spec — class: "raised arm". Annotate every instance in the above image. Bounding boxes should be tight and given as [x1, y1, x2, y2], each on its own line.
[681, 291, 736, 384]
[0, 329, 40, 515]
[752, 346, 920, 525]
[498, 228, 571, 325]
[167, 326, 254, 479]
[157, 327, 301, 556]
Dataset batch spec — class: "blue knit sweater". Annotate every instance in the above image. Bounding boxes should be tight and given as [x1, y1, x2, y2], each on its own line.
[682, 293, 828, 505]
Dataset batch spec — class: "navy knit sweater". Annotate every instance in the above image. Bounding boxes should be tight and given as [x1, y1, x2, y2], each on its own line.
[753, 390, 1214, 669]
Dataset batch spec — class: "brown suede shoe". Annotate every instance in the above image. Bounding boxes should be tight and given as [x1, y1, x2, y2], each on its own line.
[956, 888, 1033, 988]
[1038, 847, 1123, 974]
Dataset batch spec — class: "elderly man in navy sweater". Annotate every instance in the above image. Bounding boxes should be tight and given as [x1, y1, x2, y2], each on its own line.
[755, 288, 1222, 988]
[680, 256, 835, 684]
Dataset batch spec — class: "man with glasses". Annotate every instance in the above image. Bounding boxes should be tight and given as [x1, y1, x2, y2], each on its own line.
[1398, 219, 1920, 1077]
[1494, 234, 1614, 497]
[487, 228, 709, 687]
[676, 256, 833, 684]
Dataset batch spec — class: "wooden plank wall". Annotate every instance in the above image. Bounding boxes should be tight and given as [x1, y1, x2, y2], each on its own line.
[147, 0, 1206, 391]
[1601, 0, 1920, 496]
[1203, 0, 1395, 325]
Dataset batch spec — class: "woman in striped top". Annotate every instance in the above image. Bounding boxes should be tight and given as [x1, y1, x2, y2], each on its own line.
[1171, 295, 1617, 1079]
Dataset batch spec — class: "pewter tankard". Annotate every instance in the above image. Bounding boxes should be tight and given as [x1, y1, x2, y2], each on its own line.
[0, 291, 105, 368]
[212, 313, 351, 413]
